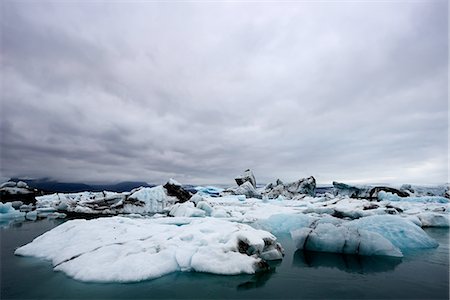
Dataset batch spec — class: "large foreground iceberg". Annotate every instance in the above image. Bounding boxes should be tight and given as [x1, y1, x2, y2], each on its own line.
[15, 217, 284, 282]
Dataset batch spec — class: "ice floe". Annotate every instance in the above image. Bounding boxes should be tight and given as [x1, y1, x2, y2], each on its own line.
[15, 217, 284, 282]
[0, 202, 26, 220]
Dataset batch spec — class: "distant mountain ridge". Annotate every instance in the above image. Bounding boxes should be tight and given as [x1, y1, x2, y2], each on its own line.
[9, 178, 155, 193]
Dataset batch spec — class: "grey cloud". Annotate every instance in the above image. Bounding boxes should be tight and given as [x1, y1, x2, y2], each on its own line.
[0, 1, 447, 185]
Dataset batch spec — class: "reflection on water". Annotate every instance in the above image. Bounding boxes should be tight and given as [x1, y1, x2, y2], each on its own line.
[0, 217, 25, 229]
[293, 250, 403, 274]
[236, 260, 281, 290]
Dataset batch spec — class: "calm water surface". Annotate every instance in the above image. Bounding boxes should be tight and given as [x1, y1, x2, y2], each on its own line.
[1, 219, 448, 299]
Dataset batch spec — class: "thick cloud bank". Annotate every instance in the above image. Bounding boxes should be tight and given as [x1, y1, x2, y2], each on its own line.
[1, 2, 447, 184]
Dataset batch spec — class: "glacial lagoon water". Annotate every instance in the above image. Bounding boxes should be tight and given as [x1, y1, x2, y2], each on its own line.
[1, 219, 448, 299]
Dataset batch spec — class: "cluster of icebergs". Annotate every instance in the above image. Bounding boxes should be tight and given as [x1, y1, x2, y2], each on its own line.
[4, 171, 450, 283]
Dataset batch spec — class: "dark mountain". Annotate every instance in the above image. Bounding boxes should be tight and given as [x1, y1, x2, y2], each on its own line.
[10, 178, 154, 193]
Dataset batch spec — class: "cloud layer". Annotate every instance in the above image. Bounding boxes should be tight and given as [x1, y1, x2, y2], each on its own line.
[1, 1, 448, 185]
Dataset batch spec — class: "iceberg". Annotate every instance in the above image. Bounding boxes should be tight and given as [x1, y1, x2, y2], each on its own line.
[15, 217, 284, 282]
[127, 185, 176, 213]
[0, 202, 26, 219]
[194, 186, 224, 197]
[377, 191, 449, 203]
[254, 213, 317, 235]
[222, 181, 262, 199]
[235, 169, 257, 188]
[400, 184, 449, 198]
[347, 215, 439, 250]
[256, 213, 437, 257]
[291, 223, 402, 257]
[163, 180, 192, 203]
[263, 176, 316, 199]
[416, 212, 449, 227]
[332, 182, 409, 199]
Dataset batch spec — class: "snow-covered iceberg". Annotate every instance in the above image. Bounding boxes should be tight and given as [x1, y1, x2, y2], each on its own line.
[15, 217, 284, 282]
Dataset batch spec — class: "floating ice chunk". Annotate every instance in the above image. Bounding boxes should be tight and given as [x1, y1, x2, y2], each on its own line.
[19, 204, 33, 212]
[46, 212, 67, 219]
[378, 191, 449, 203]
[255, 214, 316, 235]
[400, 184, 449, 197]
[416, 213, 449, 227]
[11, 201, 23, 209]
[169, 202, 206, 218]
[25, 211, 38, 221]
[235, 169, 256, 188]
[347, 215, 438, 250]
[263, 177, 316, 199]
[1, 187, 33, 195]
[194, 186, 224, 197]
[332, 182, 371, 198]
[15, 217, 283, 282]
[236, 195, 246, 201]
[222, 181, 262, 199]
[35, 207, 57, 218]
[291, 223, 402, 257]
[0, 202, 26, 219]
[16, 181, 28, 188]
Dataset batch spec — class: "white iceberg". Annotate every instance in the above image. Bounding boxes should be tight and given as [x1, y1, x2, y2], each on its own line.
[15, 217, 284, 282]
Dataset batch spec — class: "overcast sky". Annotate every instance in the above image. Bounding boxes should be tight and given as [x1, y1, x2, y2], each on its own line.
[1, 1, 448, 185]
